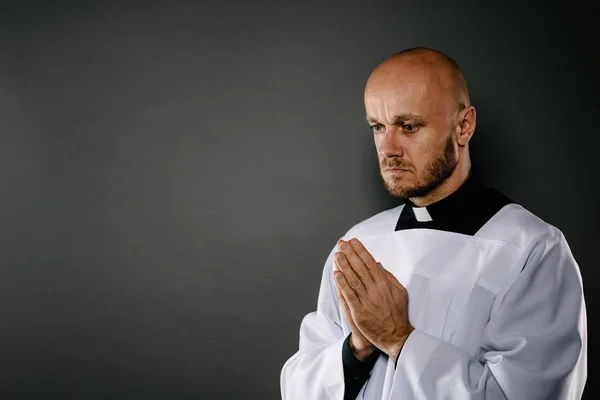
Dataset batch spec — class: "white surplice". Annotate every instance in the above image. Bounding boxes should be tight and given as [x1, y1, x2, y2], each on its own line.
[280, 203, 587, 399]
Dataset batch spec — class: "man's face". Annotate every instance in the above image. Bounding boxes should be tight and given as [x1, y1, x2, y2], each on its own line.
[364, 68, 459, 199]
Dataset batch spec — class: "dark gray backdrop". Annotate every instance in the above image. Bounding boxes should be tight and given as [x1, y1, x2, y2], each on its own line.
[1, 1, 597, 399]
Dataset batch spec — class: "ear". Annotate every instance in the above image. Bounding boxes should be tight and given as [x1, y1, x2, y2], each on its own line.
[456, 105, 476, 147]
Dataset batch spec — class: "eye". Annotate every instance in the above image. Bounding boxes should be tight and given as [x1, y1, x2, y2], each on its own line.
[403, 123, 420, 133]
[370, 124, 383, 132]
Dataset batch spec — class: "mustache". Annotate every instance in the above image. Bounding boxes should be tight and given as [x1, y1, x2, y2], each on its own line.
[380, 159, 411, 169]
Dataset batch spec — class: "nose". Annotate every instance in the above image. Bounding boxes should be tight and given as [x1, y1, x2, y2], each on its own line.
[377, 128, 404, 159]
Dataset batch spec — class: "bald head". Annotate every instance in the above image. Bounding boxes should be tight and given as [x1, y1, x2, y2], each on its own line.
[366, 47, 470, 115]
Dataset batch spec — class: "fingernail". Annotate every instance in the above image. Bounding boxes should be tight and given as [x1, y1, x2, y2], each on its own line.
[339, 241, 349, 251]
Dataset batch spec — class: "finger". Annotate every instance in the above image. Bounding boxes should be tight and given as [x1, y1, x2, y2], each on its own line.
[338, 239, 375, 285]
[334, 251, 367, 296]
[336, 288, 363, 336]
[336, 287, 352, 320]
[347, 238, 382, 279]
[336, 287, 347, 310]
[333, 270, 361, 309]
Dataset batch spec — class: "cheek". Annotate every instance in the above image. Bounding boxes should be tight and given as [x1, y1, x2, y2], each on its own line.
[406, 139, 436, 170]
[403, 140, 425, 160]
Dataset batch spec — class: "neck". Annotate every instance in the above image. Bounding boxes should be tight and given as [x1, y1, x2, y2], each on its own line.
[409, 158, 471, 207]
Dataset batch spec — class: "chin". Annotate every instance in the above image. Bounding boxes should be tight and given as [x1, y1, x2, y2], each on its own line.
[385, 183, 411, 198]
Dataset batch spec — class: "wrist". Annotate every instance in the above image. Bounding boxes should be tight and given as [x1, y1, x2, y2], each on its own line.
[349, 334, 376, 361]
[388, 326, 415, 362]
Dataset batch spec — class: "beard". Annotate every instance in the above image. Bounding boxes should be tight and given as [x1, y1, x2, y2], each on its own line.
[379, 134, 457, 199]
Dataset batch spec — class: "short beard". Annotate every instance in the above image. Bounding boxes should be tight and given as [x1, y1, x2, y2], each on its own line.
[380, 135, 457, 199]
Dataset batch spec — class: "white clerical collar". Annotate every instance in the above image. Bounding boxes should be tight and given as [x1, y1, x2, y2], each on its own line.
[412, 206, 433, 222]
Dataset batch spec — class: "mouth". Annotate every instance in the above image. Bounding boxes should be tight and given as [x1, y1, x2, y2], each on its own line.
[383, 168, 408, 173]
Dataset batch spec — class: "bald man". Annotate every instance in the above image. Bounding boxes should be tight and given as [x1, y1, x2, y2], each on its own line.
[280, 48, 586, 400]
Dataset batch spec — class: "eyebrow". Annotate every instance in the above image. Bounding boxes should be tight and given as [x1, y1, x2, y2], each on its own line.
[366, 114, 427, 124]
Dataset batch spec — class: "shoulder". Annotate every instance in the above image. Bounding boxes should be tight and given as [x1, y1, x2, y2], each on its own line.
[341, 204, 404, 239]
[477, 202, 565, 249]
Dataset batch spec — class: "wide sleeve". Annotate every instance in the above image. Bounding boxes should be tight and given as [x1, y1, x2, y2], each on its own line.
[280, 242, 347, 400]
[390, 229, 587, 399]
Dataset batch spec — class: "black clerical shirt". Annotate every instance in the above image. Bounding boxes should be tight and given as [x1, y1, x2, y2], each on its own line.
[342, 176, 512, 400]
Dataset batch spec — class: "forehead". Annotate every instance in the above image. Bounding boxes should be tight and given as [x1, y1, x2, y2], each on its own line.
[364, 68, 452, 120]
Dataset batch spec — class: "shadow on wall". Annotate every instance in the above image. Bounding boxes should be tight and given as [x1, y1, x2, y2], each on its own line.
[469, 99, 523, 189]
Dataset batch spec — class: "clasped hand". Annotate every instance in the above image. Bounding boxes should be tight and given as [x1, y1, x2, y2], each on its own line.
[333, 238, 414, 362]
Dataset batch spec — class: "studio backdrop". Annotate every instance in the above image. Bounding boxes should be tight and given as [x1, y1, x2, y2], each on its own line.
[0, 1, 597, 399]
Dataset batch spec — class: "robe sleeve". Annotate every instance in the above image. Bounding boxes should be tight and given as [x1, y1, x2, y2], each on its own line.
[280, 243, 346, 399]
[281, 235, 381, 400]
[389, 229, 587, 399]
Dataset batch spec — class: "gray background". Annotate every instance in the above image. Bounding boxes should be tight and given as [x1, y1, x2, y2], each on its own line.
[0, 1, 597, 399]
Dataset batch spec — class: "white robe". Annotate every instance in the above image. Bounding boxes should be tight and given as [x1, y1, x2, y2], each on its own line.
[280, 203, 587, 399]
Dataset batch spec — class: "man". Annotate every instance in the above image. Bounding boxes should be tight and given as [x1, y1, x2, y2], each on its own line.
[280, 47, 587, 399]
